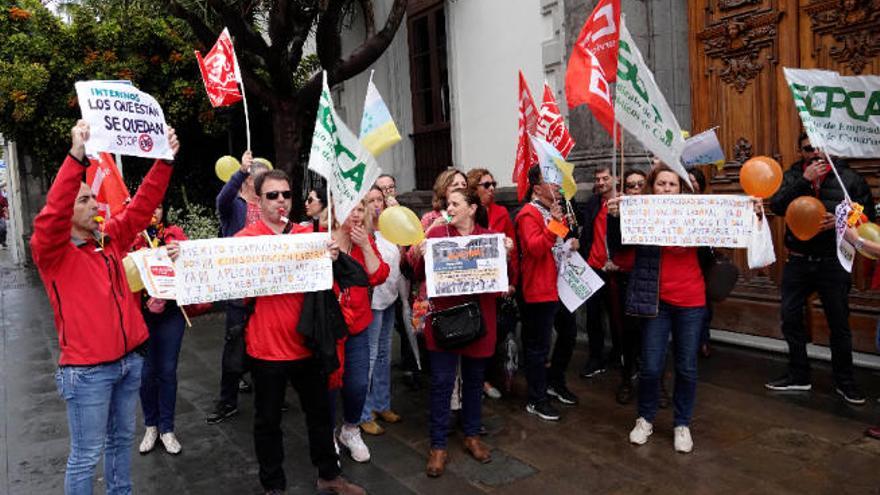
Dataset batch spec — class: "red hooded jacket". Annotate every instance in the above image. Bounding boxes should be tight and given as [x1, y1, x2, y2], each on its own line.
[515, 203, 561, 303]
[31, 154, 173, 366]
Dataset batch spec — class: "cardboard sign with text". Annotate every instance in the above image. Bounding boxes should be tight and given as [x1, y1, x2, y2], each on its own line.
[620, 195, 754, 247]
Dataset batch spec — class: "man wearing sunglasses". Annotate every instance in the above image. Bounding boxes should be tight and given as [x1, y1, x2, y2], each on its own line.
[766, 132, 876, 405]
[235, 170, 363, 494]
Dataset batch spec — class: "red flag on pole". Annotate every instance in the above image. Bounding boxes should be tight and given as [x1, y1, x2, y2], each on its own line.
[513, 71, 540, 201]
[538, 83, 576, 158]
[86, 153, 130, 219]
[564, 0, 621, 138]
[195, 28, 243, 108]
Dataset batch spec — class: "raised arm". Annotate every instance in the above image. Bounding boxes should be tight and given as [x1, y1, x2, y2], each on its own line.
[216, 152, 251, 217]
[769, 166, 812, 217]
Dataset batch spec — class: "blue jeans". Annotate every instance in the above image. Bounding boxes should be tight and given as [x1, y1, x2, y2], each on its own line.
[140, 307, 186, 433]
[55, 352, 144, 495]
[360, 306, 396, 423]
[638, 303, 705, 427]
[429, 351, 486, 448]
[330, 329, 371, 425]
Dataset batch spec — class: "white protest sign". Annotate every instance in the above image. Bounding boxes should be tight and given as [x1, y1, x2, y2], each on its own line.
[614, 16, 690, 188]
[424, 234, 508, 298]
[128, 247, 177, 300]
[174, 233, 333, 304]
[784, 68, 880, 158]
[834, 202, 855, 272]
[557, 251, 605, 312]
[620, 195, 754, 247]
[75, 81, 173, 160]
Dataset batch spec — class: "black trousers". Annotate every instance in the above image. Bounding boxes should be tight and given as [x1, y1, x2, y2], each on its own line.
[585, 271, 618, 365]
[219, 301, 249, 407]
[521, 300, 560, 403]
[548, 306, 577, 387]
[609, 272, 641, 380]
[251, 357, 340, 490]
[780, 256, 854, 385]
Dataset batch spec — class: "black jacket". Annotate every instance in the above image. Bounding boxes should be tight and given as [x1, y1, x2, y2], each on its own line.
[577, 194, 608, 261]
[296, 253, 369, 375]
[769, 158, 875, 257]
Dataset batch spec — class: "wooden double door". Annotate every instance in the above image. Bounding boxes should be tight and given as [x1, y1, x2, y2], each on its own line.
[687, 0, 880, 352]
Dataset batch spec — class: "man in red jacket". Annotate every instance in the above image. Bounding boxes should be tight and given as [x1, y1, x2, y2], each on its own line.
[237, 169, 364, 495]
[30, 120, 177, 494]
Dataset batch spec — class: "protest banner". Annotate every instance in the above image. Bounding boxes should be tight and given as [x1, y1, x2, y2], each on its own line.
[614, 16, 690, 188]
[620, 195, 754, 248]
[308, 72, 381, 223]
[834, 202, 856, 273]
[557, 251, 605, 312]
[174, 233, 333, 305]
[784, 68, 880, 158]
[75, 81, 173, 160]
[128, 247, 177, 300]
[424, 234, 508, 298]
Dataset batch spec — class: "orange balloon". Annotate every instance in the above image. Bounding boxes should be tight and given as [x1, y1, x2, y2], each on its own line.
[785, 196, 826, 241]
[740, 156, 783, 198]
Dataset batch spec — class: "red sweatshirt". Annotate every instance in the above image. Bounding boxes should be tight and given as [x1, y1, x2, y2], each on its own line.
[31, 154, 173, 366]
[334, 238, 390, 334]
[236, 220, 316, 361]
[515, 203, 560, 303]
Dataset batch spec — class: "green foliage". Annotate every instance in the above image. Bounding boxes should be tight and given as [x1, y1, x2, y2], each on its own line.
[165, 186, 219, 240]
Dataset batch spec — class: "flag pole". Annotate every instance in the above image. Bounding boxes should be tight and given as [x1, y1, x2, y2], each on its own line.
[230, 36, 252, 151]
[822, 151, 852, 204]
[619, 125, 625, 195]
[611, 118, 618, 192]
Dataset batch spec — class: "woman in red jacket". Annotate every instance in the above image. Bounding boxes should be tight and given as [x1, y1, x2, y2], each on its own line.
[131, 205, 188, 456]
[411, 188, 511, 477]
[331, 198, 390, 463]
[515, 165, 579, 423]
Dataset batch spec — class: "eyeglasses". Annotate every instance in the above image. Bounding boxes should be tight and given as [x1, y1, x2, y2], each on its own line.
[264, 190, 292, 200]
[801, 144, 815, 153]
[625, 181, 645, 189]
[479, 181, 497, 189]
[379, 185, 396, 192]
[305, 196, 317, 204]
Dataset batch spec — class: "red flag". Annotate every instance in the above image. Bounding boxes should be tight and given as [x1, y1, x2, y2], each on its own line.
[86, 153, 130, 219]
[195, 28, 243, 108]
[513, 71, 540, 201]
[564, 0, 620, 137]
[538, 83, 576, 158]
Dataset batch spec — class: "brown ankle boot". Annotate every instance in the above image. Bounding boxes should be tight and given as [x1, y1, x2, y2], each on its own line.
[426, 448, 448, 477]
[463, 436, 492, 463]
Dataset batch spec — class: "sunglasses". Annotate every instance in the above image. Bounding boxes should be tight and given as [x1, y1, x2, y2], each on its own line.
[801, 145, 815, 153]
[479, 181, 498, 189]
[306, 196, 318, 204]
[264, 190, 292, 200]
[625, 181, 645, 189]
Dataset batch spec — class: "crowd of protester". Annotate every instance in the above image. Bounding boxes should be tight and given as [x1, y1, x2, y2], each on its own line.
[30, 122, 878, 494]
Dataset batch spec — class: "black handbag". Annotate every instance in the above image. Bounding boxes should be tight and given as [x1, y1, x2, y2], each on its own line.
[430, 301, 484, 349]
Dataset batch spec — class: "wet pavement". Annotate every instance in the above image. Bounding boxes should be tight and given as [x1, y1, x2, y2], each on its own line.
[2, 247, 880, 494]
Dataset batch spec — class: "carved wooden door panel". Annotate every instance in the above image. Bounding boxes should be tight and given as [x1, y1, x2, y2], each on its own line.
[688, 0, 880, 352]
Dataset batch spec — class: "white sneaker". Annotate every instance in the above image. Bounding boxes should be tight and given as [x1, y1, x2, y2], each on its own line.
[139, 426, 158, 454]
[674, 426, 693, 453]
[160, 432, 182, 455]
[337, 425, 371, 462]
[629, 418, 653, 445]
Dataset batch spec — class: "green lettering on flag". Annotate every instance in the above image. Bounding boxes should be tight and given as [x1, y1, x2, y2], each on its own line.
[341, 162, 366, 190]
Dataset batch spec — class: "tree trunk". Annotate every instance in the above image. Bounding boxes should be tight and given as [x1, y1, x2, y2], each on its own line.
[272, 97, 307, 219]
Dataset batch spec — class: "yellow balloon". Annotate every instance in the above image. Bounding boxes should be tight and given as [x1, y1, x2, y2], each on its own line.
[122, 255, 145, 293]
[215, 155, 241, 182]
[378, 206, 425, 246]
[253, 157, 273, 170]
[856, 223, 880, 260]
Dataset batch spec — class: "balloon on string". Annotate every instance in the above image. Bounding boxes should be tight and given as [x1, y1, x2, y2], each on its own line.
[215, 155, 241, 182]
[785, 196, 826, 241]
[856, 222, 880, 260]
[378, 206, 424, 246]
[253, 157, 273, 170]
[122, 254, 145, 292]
[740, 156, 783, 198]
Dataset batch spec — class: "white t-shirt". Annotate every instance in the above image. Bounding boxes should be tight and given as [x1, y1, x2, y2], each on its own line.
[371, 231, 401, 310]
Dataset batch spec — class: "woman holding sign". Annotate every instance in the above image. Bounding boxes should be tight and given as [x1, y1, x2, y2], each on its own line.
[608, 164, 714, 454]
[411, 188, 512, 478]
[131, 204, 188, 456]
[330, 198, 390, 463]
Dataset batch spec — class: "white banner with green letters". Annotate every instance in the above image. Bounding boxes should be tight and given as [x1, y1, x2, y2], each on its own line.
[784, 68, 880, 158]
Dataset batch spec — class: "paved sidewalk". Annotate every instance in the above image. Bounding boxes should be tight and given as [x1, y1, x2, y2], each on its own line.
[2, 248, 880, 494]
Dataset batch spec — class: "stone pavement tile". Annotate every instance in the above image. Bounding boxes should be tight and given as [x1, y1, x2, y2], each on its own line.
[6, 437, 68, 495]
